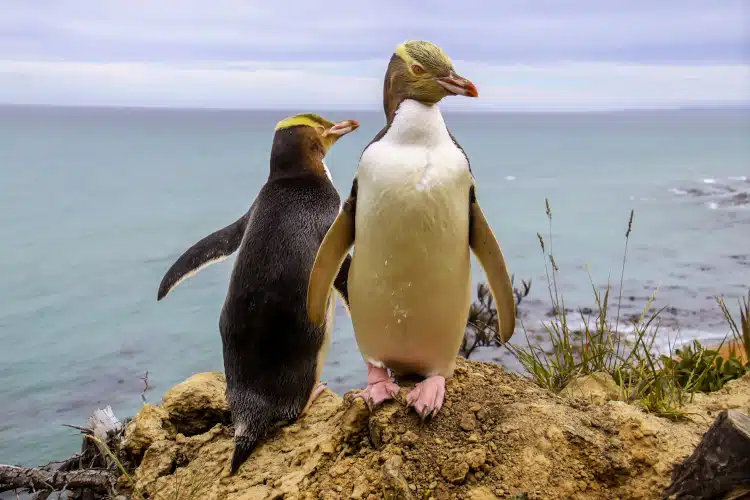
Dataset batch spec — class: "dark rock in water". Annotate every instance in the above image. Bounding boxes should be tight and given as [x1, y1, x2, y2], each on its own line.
[728, 192, 749, 206]
[546, 306, 574, 318]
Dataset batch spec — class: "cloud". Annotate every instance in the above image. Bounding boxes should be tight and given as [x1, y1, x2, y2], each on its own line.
[1, 0, 748, 63]
[1, 59, 747, 111]
[0, 1, 748, 108]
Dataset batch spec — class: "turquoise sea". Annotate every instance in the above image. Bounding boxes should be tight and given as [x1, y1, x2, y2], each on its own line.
[1, 105, 748, 467]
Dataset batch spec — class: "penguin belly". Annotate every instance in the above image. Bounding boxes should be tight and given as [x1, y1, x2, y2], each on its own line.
[349, 144, 473, 378]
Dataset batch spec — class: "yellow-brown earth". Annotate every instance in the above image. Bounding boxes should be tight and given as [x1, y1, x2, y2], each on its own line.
[119, 358, 750, 500]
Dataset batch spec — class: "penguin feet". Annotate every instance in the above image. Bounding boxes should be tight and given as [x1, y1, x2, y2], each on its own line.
[355, 363, 400, 410]
[406, 375, 446, 420]
[301, 381, 328, 416]
[310, 381, 327, 403]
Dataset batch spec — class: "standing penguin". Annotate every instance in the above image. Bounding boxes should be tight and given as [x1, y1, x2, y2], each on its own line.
[307, 41, 516, 419]
[157, 113, 359, 474]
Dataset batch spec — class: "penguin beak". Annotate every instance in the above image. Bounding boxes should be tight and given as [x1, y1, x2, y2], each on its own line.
[324, 120, 360, 137]
[436, 72, 479, 98]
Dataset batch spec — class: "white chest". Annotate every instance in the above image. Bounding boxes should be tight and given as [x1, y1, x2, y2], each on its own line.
[358, 100, 471, 203]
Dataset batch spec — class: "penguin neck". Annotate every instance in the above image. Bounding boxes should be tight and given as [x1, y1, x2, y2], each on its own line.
[384, 99, 449, 147]
[268, 153, 328, 182]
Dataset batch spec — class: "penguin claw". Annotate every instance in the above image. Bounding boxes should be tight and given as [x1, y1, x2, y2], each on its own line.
[355, 380, 400, 410]
[310, 382, 327, 402]
[355, 363, 400, 410]
[406, 375, 446, 420]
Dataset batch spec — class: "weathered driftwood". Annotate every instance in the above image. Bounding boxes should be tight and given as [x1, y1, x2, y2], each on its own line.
[0, 406, 125, 498]
[0, 464, 114, 493]
[663, 409, 750, 499]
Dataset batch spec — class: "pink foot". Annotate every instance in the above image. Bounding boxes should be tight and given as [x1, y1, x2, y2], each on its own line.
[355, 363, 400, 410]
[406, 375, 446, 420]
[301, 381, 327, 416]
[310, 381, 327, 403]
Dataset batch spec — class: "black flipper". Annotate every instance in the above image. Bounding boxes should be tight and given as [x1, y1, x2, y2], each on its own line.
[157, 208, 252, 301]
[333, 254, 352, 307]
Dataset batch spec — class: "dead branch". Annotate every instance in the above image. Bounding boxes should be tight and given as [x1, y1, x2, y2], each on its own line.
[0, 464, 115, 494]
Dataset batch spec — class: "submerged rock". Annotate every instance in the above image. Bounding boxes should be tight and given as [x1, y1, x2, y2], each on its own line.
[121, 358, 750, 500]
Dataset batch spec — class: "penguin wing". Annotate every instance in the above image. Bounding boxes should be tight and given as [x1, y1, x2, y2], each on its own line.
[333, 254, 352, 309]
[157, 206, 253, 301]
[468, 185, 517, 342]
[307, 181, 357, 326]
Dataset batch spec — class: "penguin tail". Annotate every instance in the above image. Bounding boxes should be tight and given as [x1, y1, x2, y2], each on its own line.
[229, 434, 260, 475]
[228, 410, 274, 475]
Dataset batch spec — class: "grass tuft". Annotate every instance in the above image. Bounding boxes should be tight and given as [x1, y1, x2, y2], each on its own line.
[466, 199, 750, 419]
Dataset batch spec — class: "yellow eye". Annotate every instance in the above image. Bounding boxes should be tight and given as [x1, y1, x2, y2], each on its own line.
[411, 64, 425, 75]
[316, 126, 326, 135]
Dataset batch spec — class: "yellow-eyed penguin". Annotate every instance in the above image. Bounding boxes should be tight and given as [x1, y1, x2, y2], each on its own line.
[157, 113, 359, 473]
[306, 41, 516, 419]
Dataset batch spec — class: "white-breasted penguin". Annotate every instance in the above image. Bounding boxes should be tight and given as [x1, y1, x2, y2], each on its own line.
[307, 41, 516, 419]
[157, 114, 359, 474]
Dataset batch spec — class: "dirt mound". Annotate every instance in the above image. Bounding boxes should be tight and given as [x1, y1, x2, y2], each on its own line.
[120, 358, 750, 499]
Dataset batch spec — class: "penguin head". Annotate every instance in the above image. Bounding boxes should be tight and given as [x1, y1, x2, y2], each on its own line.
[388, 40, 478, 106]
[274, 113, 359, 153]
[270, 114, 359, 175]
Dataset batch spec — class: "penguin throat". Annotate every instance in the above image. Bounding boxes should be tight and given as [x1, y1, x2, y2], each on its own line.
[387, 99, 449, 146]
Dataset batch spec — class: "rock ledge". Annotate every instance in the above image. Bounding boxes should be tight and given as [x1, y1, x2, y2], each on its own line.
[120, 358, 750, 500]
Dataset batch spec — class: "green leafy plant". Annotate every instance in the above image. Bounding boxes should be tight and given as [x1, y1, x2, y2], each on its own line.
[660, 339, 747, 393]
[716, 291, 750, 366]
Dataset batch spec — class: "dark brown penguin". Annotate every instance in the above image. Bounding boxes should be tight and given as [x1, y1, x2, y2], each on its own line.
[157, 113, 359, 474]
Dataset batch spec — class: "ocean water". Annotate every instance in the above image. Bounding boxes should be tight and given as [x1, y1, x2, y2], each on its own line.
[0, 105, 748, 467]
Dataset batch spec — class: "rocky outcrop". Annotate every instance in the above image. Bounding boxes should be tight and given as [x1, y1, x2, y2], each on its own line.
[119, 358, 750, 500]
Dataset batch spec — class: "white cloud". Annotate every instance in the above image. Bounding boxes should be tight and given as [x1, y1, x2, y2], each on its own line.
[1, 1, 748, 63]
[0, 59, 748, 111]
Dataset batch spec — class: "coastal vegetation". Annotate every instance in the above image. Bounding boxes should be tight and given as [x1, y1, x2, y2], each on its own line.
[463, 199, 750, 420]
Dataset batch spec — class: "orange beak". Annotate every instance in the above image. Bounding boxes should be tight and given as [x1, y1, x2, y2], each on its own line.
[436, 72, 479, 98]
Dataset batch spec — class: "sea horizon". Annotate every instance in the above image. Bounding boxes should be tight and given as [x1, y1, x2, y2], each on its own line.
[2, 102, 749, 114]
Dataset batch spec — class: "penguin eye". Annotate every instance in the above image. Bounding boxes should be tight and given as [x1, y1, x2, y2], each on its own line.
[315, 126, 326, 136]
[411, 64, 425, 76]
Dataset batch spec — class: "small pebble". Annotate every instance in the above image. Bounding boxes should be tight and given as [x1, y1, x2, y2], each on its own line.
[460, 412, 477, 431]
[402, 430, 419, 447]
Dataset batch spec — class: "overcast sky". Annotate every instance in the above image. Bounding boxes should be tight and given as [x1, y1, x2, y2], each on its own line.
[1, 0, 748, 111]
